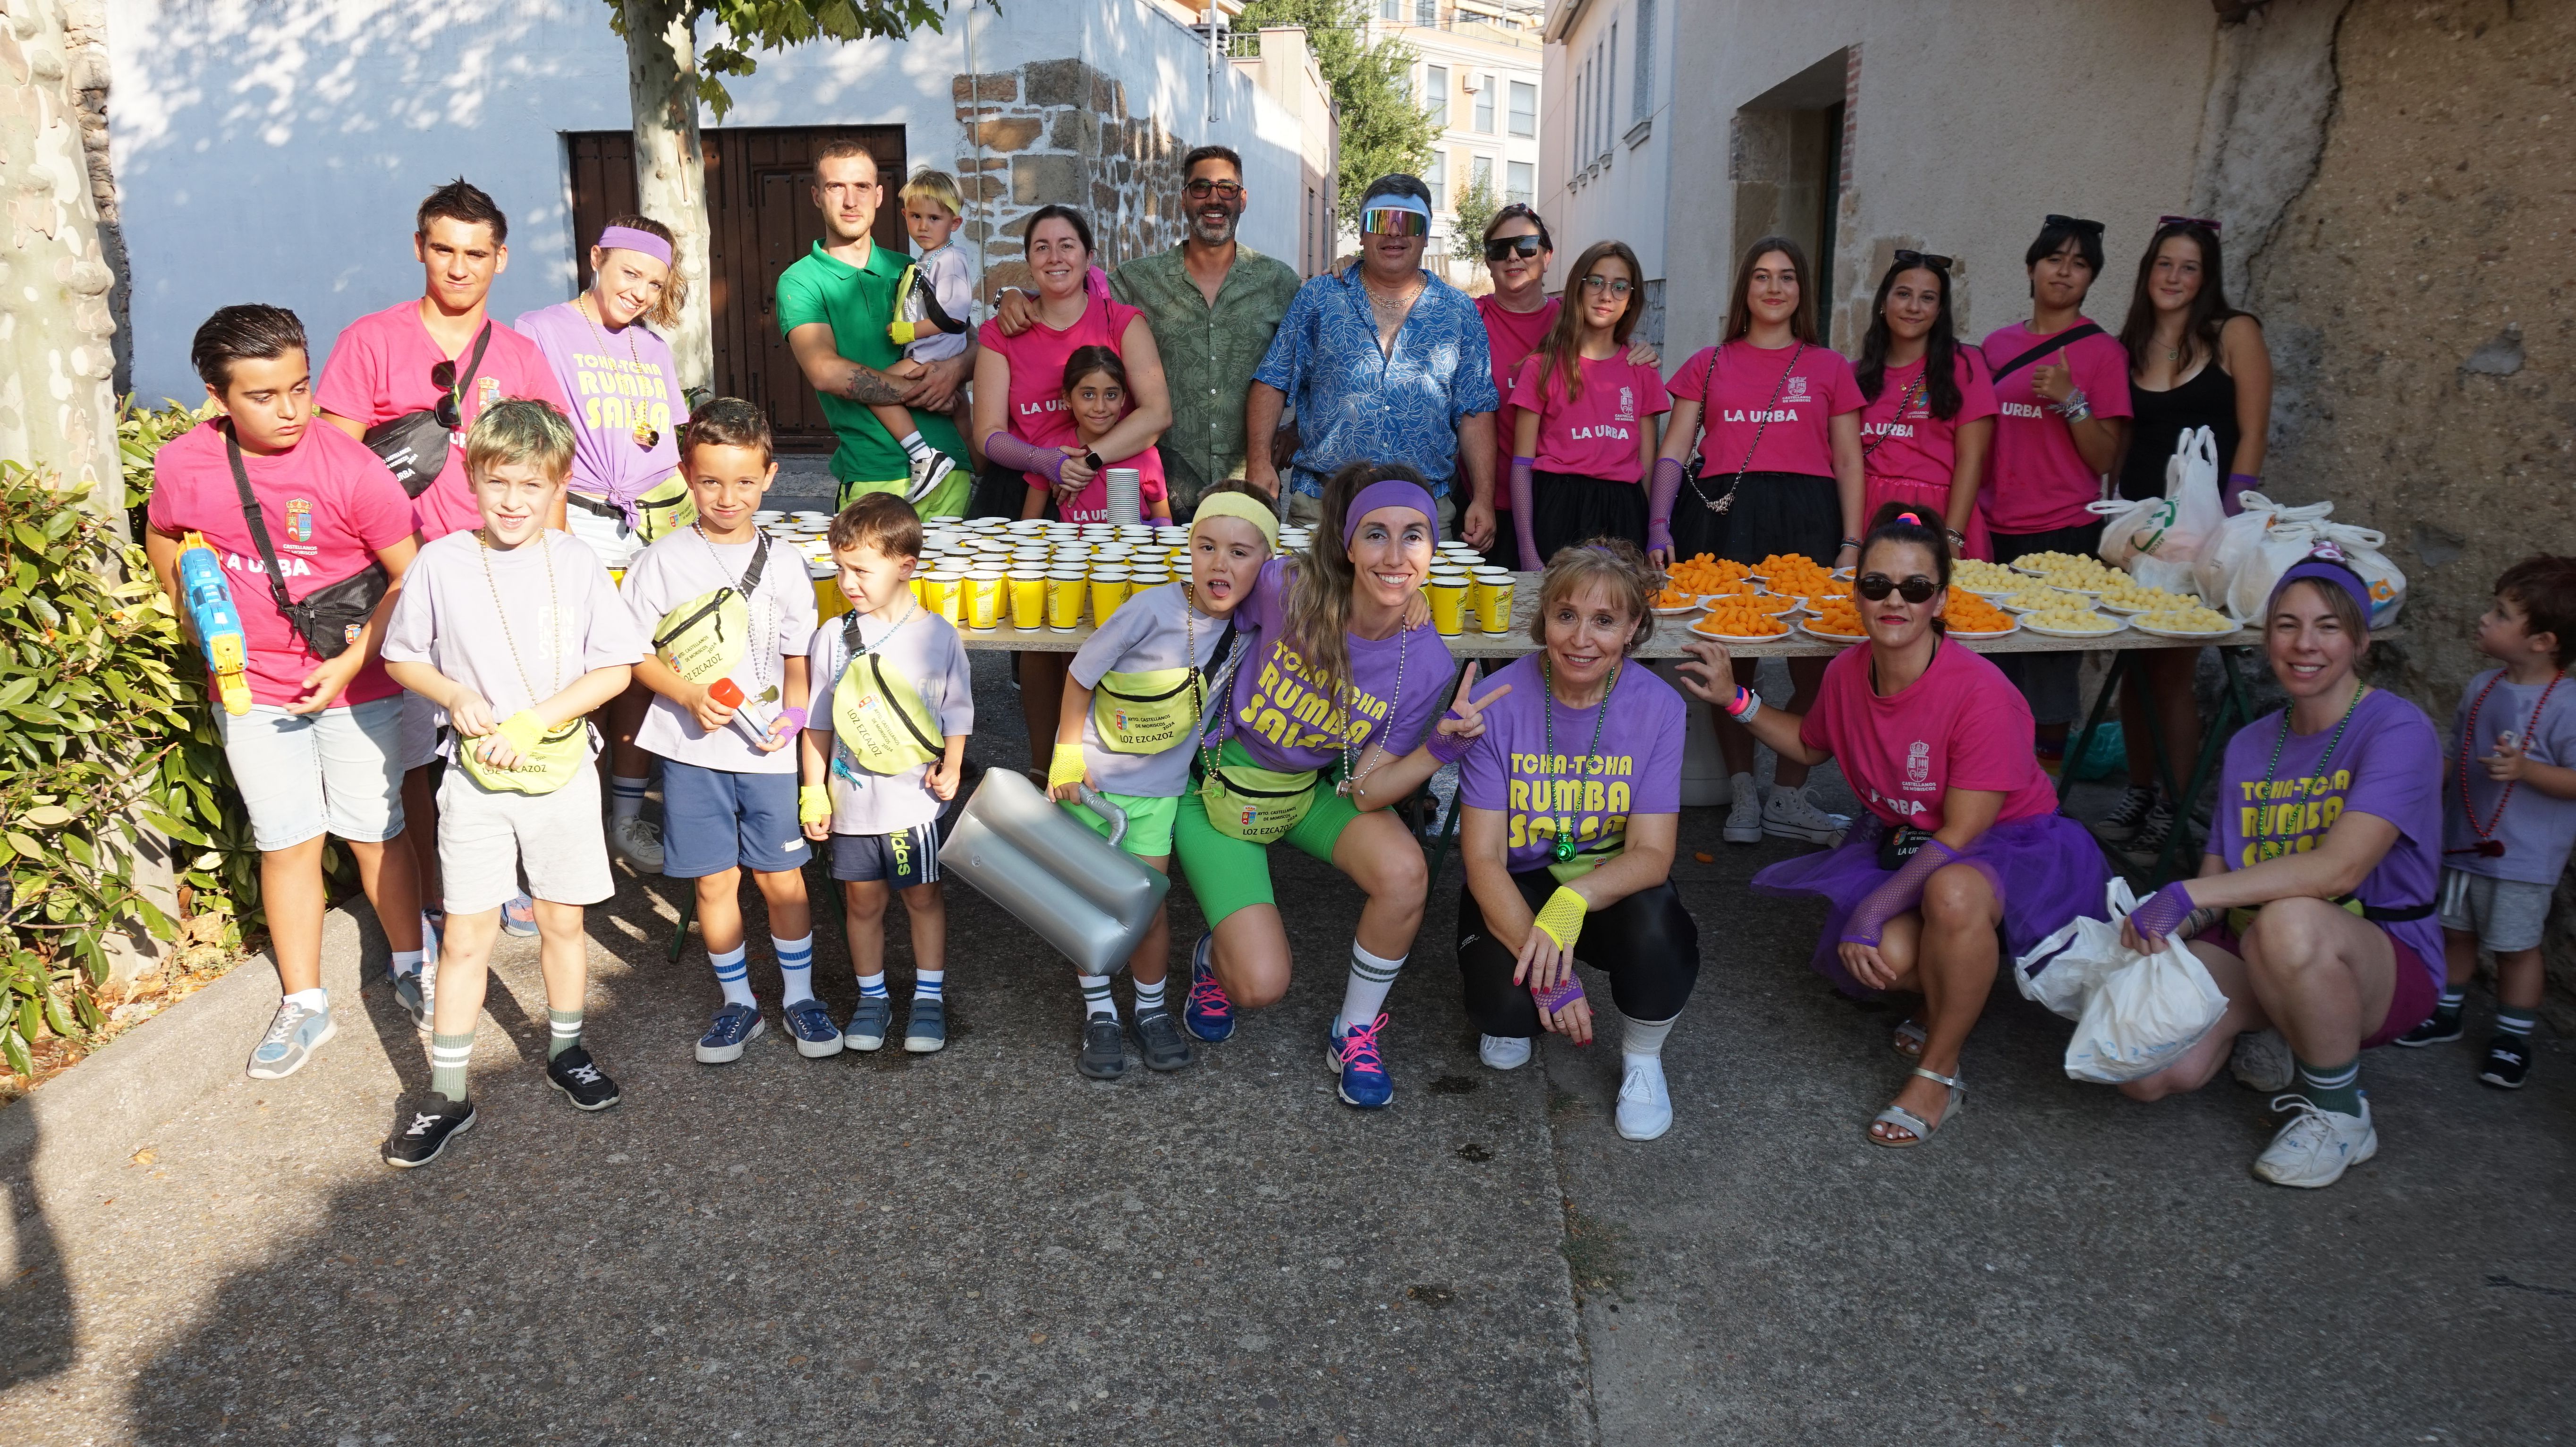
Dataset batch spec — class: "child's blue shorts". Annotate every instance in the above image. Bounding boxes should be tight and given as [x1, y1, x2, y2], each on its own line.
[660, 761, 809, 878]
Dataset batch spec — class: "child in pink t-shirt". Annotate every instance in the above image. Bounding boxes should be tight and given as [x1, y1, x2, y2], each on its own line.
[1023, 346, 1170, 526]
[1506, 241, 1667, 569]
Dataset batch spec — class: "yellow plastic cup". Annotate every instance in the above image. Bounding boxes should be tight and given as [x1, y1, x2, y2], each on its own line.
[1472, 567, 1516, 633]
[921, 569, 963, 624]
[1425, 570, 1470, 636]
[962, 569, 1004, 630]
[811, 561, 850, 622]
[1046, 570, 1089, 631]
[1089, 569, 1133, 621]
[1008, 572, 1047, 629]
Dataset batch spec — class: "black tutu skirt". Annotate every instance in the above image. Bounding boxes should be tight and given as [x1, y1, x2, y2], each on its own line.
[1700, 469, 1841, 564]
[1528, 469, 1648, 565]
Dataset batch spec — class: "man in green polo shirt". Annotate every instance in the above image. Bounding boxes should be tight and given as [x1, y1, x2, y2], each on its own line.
[779, 142, 973, 515]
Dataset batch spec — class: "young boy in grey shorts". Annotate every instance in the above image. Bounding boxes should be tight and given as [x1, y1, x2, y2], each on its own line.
[380, 400, 644, 1166]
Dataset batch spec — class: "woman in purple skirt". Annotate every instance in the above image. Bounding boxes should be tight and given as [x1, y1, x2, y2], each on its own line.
[1677, 504, 2109, 1147]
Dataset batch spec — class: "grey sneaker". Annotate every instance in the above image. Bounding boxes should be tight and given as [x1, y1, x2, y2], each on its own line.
[2229, 1028, 2295, 1093]
[608, 815, 665, 872]
[391, 963, 434, 1036]
[246, 1000, 336, 1080]
[905, 447, 958, 504]
[905, 997, 948, 1054]
[1763, 785, 1850, 846]
[1722, 772, 1763, 844]
[1132, 1007, 1194, 1072]
[1078, 1017, 1127, 1080]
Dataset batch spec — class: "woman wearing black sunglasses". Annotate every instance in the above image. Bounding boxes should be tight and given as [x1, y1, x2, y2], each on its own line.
[1677, 505, 2109, 1146]
[1854, 250, 1998, 560]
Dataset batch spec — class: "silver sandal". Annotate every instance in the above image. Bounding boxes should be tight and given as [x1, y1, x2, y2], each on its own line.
[1891, 1018, 1928, 1061]
[1868, 1067, 1964, 1149]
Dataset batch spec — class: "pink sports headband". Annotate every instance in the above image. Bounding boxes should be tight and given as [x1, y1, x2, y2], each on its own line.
[1343, 478, 1437, 545]
[597, 225, 673, 267]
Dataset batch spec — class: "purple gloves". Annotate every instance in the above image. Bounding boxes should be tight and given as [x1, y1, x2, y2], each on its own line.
[1510, 456, 1541, 570]
[2129, 879, 2198, 944]
[982, 429, 1068, 488]
[1425, 717, 1475, 765]
[1841, 836, 1964, 949]
[1531, 972, 1585, 1013]
[1646, 456, 1685, 556]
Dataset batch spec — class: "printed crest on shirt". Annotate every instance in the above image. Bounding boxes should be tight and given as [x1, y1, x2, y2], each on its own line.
[1783, 375, 1810, 400]
[1905, 740, 1933, 789]
[284, 498, 316, 548]
[1616, 386, 1636, 422]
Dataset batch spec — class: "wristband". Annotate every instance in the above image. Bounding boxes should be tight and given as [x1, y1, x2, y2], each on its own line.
[1426, 717, 1474, 765]
[1531, 885, 1588, 951]
[1723, 685, 1760, 722]
[798, 784, 831, 826]
[1531, 972, 1585, 1013]
[1047, 741, 1090, 792]
[496, 710, 547, 756]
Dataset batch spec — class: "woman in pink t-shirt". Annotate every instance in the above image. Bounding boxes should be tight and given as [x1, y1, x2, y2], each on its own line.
[1475, 205, 1558, 568]
[1853, 251, 1998, 561]
[971, 204, 1172, 765]
[1653, 236, 1866, 847]
[1678, 505, 2109, 1147]
[1506, 241, 1668, 569]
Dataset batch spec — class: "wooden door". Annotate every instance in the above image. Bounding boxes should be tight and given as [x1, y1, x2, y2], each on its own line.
[566, 126, 908, 452]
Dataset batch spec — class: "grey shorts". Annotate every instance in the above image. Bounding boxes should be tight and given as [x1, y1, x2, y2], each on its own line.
[399, 691, 443, 772]
[436, 762, 613, 914]
[213, 695, 406, 852]
[2438, 868, 2553, 953]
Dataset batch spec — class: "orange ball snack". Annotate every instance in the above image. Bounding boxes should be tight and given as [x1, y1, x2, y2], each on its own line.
[1804, 596, 1866, 638]
[1692, 600, 1791, 638]
[1755, 553, 1837, 599]
[1667, 553, 1752, 594]
[1941, 589, 2014, 633]
[1651, 584, 1698, 610]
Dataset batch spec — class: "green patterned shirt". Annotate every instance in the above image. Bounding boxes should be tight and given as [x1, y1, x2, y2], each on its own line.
[1108, 243, 1302, 515]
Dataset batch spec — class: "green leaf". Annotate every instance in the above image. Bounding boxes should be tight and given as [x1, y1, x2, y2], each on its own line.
[0, 676, 34, 708]
[6, 831, 42, 860]
[21, 804, 71, 827]
[2, 1028, 31, 1078]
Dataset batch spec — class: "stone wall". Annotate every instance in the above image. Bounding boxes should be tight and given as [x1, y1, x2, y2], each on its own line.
[950, 59, 1191, 304]
[59, 0, 126, 395]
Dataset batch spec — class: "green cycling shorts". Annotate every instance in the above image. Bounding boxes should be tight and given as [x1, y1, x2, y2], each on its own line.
[1171, 738, 1363, 927]
[1063, 790, 1178, 860]
[836, 467, 969, 520]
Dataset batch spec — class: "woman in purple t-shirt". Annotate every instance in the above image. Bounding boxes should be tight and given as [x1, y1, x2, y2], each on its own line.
[2118, 552, 2443, 1190]
[1453, 543, 1698, 1141]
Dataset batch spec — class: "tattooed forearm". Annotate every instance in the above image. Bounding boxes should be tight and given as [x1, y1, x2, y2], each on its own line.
[840, 366, 907, 405]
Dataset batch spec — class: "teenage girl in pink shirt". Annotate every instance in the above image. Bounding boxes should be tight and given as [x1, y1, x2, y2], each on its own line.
[1506, 240, 1667, 568]
[1852, 251, 1997, 561]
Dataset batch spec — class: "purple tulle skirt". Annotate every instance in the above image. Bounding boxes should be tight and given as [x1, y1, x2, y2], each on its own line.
[1751, 812, 2112, 996]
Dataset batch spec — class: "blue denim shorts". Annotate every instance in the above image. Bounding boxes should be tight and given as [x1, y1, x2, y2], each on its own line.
[660, 761, 810, 878]
[213, 694, 407, 851]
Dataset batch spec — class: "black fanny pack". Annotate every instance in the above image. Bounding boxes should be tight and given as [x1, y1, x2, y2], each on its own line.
[1877, 825, 1934, 871]
[362, 322, 491, 498]
[228, 431, 390, 660]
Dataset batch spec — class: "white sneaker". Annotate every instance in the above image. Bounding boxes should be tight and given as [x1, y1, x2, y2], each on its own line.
[1722, 772, 1763, 844]
[1615, 1055, 1673, 1141]
[609, 814, 665, 872]
[905, 447, 958, 503]
[1762, 785, 1850, 846]
[2252, 1093, 2376, 1188]
[1478, 1033, 1532, 1071]
[2229, 1028, 2294, 1092]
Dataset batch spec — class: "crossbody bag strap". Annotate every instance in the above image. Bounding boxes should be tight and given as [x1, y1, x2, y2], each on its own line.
[225, 429, 303, 619]
[1987, 323, 2102, 386]
[1861, 373, 1928, 467]
[452, 322, 494, 418]
[739, 530, 771, 595]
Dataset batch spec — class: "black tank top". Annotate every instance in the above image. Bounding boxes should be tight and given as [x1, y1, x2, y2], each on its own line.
[2121, 361, 2238, 502]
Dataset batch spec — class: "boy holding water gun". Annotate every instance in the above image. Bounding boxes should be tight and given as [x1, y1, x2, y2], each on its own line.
[619, 400, 823, 1064]
[146, 305, 430, 1082]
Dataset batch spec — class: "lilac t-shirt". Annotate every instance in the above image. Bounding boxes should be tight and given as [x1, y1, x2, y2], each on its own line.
[1458, 653, 1685, 873]
[2443, 667, 2576, 885]
[1215, 558, 1453, 773]
[512, 302, 684, 516]
[2212, 688, 2444, 984]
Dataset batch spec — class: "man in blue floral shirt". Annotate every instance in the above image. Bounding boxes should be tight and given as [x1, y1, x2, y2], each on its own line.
[1245, 174, 1499, 549]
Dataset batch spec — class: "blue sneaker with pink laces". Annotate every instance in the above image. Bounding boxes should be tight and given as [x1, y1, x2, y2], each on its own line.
[1183, 932, 1233, 1043]
[1327, 1013, 1394, 1109]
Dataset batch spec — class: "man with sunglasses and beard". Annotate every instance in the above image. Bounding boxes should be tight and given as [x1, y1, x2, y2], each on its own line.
[320, 178, 572, 943]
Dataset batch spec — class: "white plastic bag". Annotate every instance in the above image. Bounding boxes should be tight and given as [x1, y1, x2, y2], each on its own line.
[2014, 877, 2137, 1019]
[2223, 517, 2408, 630]
[2196, 490, 2332, 612]
[2314, 520, 2409, 629]
[2092, 426, 2227, 597]
[2012, 877, 2230, 1083]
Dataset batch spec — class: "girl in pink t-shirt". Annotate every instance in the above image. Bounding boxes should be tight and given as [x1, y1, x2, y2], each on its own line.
[1854, 253, 2000, 561]
[1506, 241, 1668, 569]
[1675, 505, 2108, 1149]
[1034, 347, 1172, 525]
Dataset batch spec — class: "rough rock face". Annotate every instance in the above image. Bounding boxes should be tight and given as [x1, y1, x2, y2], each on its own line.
[0, 0, 122, 498]
[950, 61, 1189, 303]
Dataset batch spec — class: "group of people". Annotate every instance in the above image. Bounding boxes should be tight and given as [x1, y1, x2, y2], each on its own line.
[140, 153, 2568, 1191]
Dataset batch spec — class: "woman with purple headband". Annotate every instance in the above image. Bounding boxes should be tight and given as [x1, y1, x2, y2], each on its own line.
[515, 216, 692, 873]
[2114, 546, 2441, 1190]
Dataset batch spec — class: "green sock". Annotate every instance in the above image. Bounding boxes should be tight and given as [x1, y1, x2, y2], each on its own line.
[2294, 1055, 2363, 1117]
[547, 1008, 584, 1060]
[429, 1030, 475, 1104]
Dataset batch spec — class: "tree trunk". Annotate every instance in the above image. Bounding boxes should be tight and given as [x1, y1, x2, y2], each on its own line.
[623, 0, 713, 392]
[0, 0, 121, 504]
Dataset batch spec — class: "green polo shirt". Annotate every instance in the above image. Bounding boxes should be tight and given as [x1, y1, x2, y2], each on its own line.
[1108, 242, 1301, 516]
[776, 240, 968, 508]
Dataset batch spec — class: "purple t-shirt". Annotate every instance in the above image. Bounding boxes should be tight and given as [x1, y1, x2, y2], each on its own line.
[2443, 667, 2576, 885]
[513, 302, 684, 516]
[1459, 652, 1685, 873]
[1215, 557, 1453, 773]
[2212, 688, 2444, 984]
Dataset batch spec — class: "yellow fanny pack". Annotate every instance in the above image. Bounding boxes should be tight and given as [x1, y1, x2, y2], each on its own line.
[1092, 666, 1201, 756]
[653, 587, 749, 684]
[1197, 738, 1321, 844]
[632, 473, 697, 544]
[456, 718, 590, 796]
[830, 613, 943, 774]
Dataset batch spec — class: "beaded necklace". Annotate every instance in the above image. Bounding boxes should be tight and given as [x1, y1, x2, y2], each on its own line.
[2248, 681, 2363, 860]
[2448, 666, 2565, 858]
[477, 528, 563, 709]
[1336, 620, 1408, 798]
[1538, 658, 1619, 863]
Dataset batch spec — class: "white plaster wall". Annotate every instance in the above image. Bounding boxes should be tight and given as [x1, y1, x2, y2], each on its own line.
[109, 0, 1302, 402]
[1539, 0, 1673, 297]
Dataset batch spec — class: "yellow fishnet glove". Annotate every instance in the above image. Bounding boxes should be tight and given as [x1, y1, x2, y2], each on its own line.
[495, 710, 548, 758]
[1531, 886, 1588, 952]
[1047, 741, 1090, 793]
[798, 785, 831, 826]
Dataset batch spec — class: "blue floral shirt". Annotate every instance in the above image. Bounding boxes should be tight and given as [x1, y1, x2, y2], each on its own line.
[1252, 264, 1499, 499]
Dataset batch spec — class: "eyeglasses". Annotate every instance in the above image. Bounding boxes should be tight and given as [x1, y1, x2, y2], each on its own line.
[430, 359, 465, 429]
[1579, 273, 1632, 298]
[1360, 206, 1429, 238]
[1184, 179, 1244, 200]
[2158, 213, 2222, 232]
[1484, 235, 1545, 262]
[2043, 213, 2107, 236]
[1855, 572, 1940, 604]
[1891, 248, 1952, 271]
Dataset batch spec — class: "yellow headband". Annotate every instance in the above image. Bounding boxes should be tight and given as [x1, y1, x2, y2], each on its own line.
[1191, 492, 1280, 550]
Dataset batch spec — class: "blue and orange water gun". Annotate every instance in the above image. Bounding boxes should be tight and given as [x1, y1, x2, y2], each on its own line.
[177, 531, 251, 715]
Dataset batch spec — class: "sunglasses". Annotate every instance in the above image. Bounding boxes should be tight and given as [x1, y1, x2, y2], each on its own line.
[2043, 213, 2107, 235]
[1579, 273, 1633, 298]
[1484, 234, 1545, 262]
[1184, 179, 1244, 200]
[1855, 572, 1940, 604]
[1891, 248, 1951, 271]
[2158, 213, 2221, 232]
[430, 359, 465, 429]
[1360, 206, 1429, 238]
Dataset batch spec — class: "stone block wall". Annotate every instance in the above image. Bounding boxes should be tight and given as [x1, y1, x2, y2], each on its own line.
[949, 60, 1191, 303]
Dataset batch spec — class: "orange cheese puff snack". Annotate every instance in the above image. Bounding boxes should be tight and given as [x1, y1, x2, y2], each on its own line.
[1806, 597, 1866, 636]
[1651, 585, 1698, 610]
[1694, 601, 1789, 637]
[1941, 590, 2014, 632]
[1667, 554, 1751, 594]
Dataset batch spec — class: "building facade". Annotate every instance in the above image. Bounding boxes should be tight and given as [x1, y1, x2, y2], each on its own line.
[1371, 0, 1545, 289]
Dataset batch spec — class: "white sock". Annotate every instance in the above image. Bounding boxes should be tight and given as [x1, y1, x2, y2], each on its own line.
[390, 948, 425, 978]
[1079, 972, 1118, 1020]
[774, 934, 815, 1007]
[898, 430, 931, 459]
[1621, 1012, 1677, 1062]
[709, 943, 755, 1008]
[284, 987, 328, 1013]
[914, 969, 946, 1002]
[1133, 976, 1168, 1013]
[610, 775, 648, 822]
[1338, 943, 1404, 1033]
[856, 971, 890, 1000]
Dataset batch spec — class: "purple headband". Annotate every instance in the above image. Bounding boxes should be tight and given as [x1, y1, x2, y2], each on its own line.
[2269, 545, 2373, 622]
[1343, 478, 1438, 545]
[597, 225, 673, 267]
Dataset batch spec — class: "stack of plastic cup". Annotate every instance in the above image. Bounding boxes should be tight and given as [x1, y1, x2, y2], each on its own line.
[1046, 568, 1088, 630]
[1105, 468, 1142, 526]
[1471, 566, 1517, 634]
[1425, 563, 1470, 636]
[1090, 567, 1132, 622]
[921, 567, 963, 624]
[962, 567, 1004, 630]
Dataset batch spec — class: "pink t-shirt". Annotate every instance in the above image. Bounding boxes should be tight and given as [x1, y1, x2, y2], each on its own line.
[1859, 351, 2000, 494]
[1976, 319, 2133, 534]
[1508, 352, 1670, 482]
[315, 302, 573, 543]
[1668, 340, 1862, 481]
[1056, 446, 1170, 526]
[1798, 640, 2058, 831]
[147, 420, 416, 709]
[977, 293, 1145, 492]
[1478, 295, 1558, 511]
